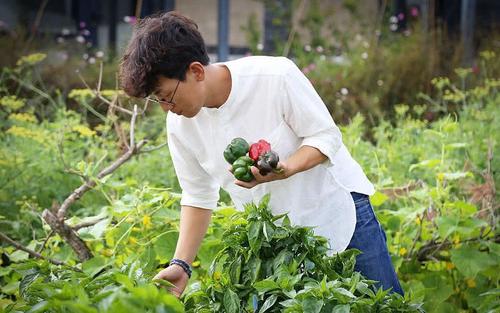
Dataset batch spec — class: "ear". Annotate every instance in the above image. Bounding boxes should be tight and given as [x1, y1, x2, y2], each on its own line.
[187, 62, 205, 81]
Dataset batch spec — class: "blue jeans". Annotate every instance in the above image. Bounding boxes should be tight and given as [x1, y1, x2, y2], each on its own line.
[347, 192, 405, 296]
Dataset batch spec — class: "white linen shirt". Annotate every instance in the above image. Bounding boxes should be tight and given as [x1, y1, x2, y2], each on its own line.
[166, 56, 375, 253]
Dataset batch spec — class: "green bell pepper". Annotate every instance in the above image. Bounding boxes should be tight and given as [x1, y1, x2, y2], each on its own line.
[232, 156, 255, 182]
[223, 137, 250, 164]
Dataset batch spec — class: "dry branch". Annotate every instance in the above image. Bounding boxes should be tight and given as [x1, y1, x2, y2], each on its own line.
[72, 217, 107, 231]
[0, 231, 65, 266]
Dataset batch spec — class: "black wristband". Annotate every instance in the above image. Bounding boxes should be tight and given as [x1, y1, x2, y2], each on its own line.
[169, 258, 192, 278]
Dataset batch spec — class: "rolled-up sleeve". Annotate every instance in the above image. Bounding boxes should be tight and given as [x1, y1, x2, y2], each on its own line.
[281, 59, 343, 167]
[167, 126, 220, 210]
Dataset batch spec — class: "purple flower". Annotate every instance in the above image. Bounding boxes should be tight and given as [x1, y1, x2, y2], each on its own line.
[79, 21, 86, 29]
[398, 13, 405, 20]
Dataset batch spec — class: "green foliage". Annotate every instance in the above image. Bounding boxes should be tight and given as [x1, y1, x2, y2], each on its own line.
[0, 44, 499, 313]
[2, 260, 184, 312]
[0, 55, 179, 244]
[341, 64, 499, 313]
[184, 195, 424, 312]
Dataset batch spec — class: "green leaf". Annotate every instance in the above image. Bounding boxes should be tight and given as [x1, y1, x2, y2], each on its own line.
[370, 191, 389, 206]
[439, 172, 472, 180]
[454, 201, 477, 215]
[332, 304, 350, 313]
[82, 256, 108, 277]
[332, 287, 356, 302]
[154, 231, 178, 263]
[262, 221, 275, 242]
[436, 216, 459, 239]
[386, 216, 401, 230]
[1, 281, 19, 295]
[421, 273, 455, 309]
[259, 294, 278, 313]
[444, 142, 468, 149]
[87, 218, 109, 239]
[247, 256, 261, 283]
[450, 246, 498, 278]
[229, 256, 242, 284]
[254, 279, 280, 294]
[19, 268, 39, 297]
[139, 245, 157, 273]
[8, 250, 29, 262]
[258, 194, 271, 210]
[223, 289, 240, 313]
[409, 159, 441, 172]
[248, 221, 263, 255]
[302, 297, 324, 313]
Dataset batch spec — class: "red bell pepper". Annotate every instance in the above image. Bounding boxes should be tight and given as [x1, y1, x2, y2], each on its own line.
[249, 139, 271, 161]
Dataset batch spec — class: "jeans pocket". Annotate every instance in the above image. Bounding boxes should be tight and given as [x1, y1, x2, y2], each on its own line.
[355, 199, 377, 227]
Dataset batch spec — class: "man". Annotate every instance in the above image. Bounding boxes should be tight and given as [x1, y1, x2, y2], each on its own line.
[119, 11, 404, 297]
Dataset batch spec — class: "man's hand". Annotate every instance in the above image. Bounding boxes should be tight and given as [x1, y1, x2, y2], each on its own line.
[153, 265, 189, 298]
[233, 161, 289, 189]
[231, 145, 328, 189]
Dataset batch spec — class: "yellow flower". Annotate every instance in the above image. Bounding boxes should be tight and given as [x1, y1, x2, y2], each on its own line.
[479, 50, 495, 60]
[0, 96, 25, 111]
[213, 271, 221, 280]
[6, 126, 47, 144]
[101, 89, 122, 99]
[192, 260, 201, 268]
[446, 262, 455, 270]
[466, 278, 476, 288]
[431, 77, 450, 90]
[16, 53, 46, 67]
[395, 104, 409, 117]
[399, 247, 407, 256]
[485, 79, 500, 88]
[101, 249, 113, 257]
[68, 88, 94, 103]
[142, 215, 152, 229]
[8, 112, 37, 123]
[452, 234, 460, 245]
[415, 217, 421, 225]
[455, 68, 472, 79]
[72, 125, 96, 137]
[128, 237, 138, 245]
[443, 89, 465, 102]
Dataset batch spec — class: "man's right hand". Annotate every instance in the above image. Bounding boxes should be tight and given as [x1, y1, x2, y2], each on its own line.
[153, 264, 189, 298]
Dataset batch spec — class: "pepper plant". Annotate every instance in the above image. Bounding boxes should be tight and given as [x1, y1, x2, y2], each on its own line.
[183, 195, 424, 312]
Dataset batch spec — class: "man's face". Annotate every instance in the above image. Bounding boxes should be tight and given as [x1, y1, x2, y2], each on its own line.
[152, 67, 206, 118]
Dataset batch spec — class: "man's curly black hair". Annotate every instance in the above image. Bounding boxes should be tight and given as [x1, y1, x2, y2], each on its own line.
[119, 11, 209, 98]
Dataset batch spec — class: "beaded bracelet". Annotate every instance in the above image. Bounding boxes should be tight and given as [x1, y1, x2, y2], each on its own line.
[169, 258, 192, 278]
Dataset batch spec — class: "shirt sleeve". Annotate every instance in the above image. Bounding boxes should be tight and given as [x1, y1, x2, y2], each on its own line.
[167, 123, 220, 210]
[281, 58, 343, 167]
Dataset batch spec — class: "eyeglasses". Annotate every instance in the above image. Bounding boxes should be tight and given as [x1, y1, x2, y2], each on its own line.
[146, 80, 180, 106]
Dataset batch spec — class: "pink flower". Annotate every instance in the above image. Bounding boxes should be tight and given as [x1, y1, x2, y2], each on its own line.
[123, 16, 138, 25]
[410, 7, 419, 17]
